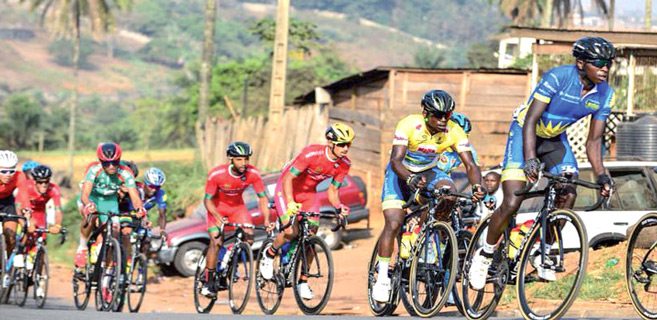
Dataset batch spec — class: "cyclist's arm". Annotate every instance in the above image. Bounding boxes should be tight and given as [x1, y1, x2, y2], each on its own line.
[327, 183, 341, 208]
[390, 145, 412, 181]
[522, 99, 549, 160]
[80, 181, 94, 210]
[203, 197, 223, 225]
[585, 118, 606, 177]
[458, 150, 483, 186]
[156, 189, 167, 230]
[127, 186, 144, 210]
[158, 208, 166, 231]
[258, 195, 270, 225]
[52, 185, 63, 226]
[282, 170, 297, 204]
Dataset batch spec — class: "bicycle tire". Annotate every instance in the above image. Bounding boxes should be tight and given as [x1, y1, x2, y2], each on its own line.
[255, 239, 284, 315]
[111, 244, 129, 313]
[72, 255, 91, 310]
[1, 263, 14, 304]
[0, 235, 6, 303]
[367, 236, 400, 316]
[127, 253, 147, 313]
[193, 248, 216, 313]
[626, 212, 657, 320]
[13, 266, 28, 306]
[292, 235, 333, 315]
[409, 220, 458, 317]
[461, 214, 508, 320]
[98, 238, 122, 312]
[228, 242, 253, 314]
[516, 209, 588, 320]
[34, 247, 49, 309]
[452, 230, 473, 316]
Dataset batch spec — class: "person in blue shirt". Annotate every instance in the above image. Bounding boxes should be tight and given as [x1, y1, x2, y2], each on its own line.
[468, 36, 615, 290]
[142, 167, 168, 234]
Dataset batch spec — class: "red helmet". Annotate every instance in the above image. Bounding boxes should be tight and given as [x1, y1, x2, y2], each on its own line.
[96, 142, 122, 161]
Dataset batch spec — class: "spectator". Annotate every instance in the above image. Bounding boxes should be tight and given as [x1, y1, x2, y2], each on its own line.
[480, 171, 503, 216]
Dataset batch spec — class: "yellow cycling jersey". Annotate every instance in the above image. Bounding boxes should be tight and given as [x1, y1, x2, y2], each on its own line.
[392, 114, 472, 172]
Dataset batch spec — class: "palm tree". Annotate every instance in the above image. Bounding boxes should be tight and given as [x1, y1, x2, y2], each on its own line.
[492, 0, 609, 28]
[197, 0, 218, 169]
[21, 0, 132, 180]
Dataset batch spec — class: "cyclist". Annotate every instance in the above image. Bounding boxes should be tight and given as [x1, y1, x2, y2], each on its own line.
[0, 150, 32, 288]
[435, 112, 478, 174]
[25, 165, 62, 298]
[22, 160, 40, 181]
[201, 142, 272, 298]
[468, 37, 615, 290]
[371, 90, 484, 303]
[142, 167, 168, 234]
[259, 123, 355, 300]
[74, 142, 145, 269]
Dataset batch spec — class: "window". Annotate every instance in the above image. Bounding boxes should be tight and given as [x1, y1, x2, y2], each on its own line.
[316, 178, 349, 192]
[573, 169, 597, 210]
[243, 187, 259, 210]
[608, 168, 657, 210]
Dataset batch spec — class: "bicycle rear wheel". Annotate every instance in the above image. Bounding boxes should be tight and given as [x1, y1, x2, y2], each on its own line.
[72, 259, 91, 310]
[127, 253, 147, 313]
[451, 230, 473, 316]
[409, 220, 458, 317]
[255, 240, 284, 315]
[516, 209, 588, 320]
[367, 236, 400, 316]
[0, 235, 6, 303]
[292, 235, 333, 315]
[193, 248, 216, 313]
[228, 242, 253, 314]
[13, 267, 28, 306]
[97, 238, 122, 311]
[626, 212, 657, 320]
[461, 215, 508, 320]
[34, 247, 49, 308]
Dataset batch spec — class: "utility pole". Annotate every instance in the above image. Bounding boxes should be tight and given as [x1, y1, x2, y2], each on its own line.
[268, 0, 290, 124]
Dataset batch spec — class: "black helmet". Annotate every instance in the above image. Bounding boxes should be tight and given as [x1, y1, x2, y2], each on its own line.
[32, 165, 52, 181]
[227, 142, 253, 157]
[124, 160, 139, 178]
[572, 36, 615, 60]
[421, 90, 455, 115]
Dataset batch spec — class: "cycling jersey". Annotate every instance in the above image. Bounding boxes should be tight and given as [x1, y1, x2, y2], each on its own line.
[273, 144, 351, 219]
[144, 187, 167, 211]
[514, 65, 614, 139]
[27, 181, 62, 213]
[82, 164, 136, 221]
[0, 171, 30, 210]
[435, 147, 479, 174]
[393, 114, 472, 172]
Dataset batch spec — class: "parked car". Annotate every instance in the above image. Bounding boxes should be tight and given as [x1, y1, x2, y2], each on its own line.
[451, 160, 657, 250]
[157, 172, 369, 277]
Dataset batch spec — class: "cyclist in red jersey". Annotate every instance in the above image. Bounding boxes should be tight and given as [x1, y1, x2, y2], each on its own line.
[201, 142, 272, 298]
[259, 123, 355, 300]
[0, 150, 33, 288]
[25, 165, 63, 237]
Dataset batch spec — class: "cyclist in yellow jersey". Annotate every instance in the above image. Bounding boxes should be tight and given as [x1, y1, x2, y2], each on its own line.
[371, 89, 484, 302]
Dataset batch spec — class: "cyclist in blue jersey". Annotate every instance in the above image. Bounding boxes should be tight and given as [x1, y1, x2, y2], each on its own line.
[468, 37, 615, 290]
[142, 167, 168, 234]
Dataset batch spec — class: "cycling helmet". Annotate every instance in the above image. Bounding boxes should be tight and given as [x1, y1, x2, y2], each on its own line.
[325, 123, 355, 144]
[144, 167, 166, 187]
[0, 150, 18, 168]
[22, 160, 40, 173]
[124, 160, 139, 178]
[227, 141, 253, 157]
[96, 142, 122, 161]
[450, 112, 472, 135]
[32, 165, 52, 181]
[421, 89, 455, 115]
[572, 36, 615, 60]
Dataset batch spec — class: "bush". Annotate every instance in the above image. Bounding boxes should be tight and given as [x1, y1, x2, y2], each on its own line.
[47, 38, 95, 69]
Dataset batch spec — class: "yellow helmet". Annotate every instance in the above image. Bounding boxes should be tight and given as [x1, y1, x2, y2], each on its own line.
[325, 123, 355, 144]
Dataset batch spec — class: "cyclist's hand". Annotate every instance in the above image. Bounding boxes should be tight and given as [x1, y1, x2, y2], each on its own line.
[265, 222, 276, 232]
[597, 174, 614, 198]
[406, 174, 426, 191]
[84, 202, 97, 215]
[27, 219, 36, 233]
[133, 207, 147, 218]
[523, 158, 542, 183]
[337, 204, 350, 216]
[49, 224, 62, 234]
[471, 184, 485, 202]
[21, 208, 32, 219]
[286, 201, 302, 215]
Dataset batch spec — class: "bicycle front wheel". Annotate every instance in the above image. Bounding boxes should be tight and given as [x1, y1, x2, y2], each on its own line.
[97, 238, 122, 311]
[193, 248, 216, 313]
[13, 267, 28, 306]
[127, 253, 147, 313]
[626, 212, 657, 320]
[255, 239, 283, 315]
[516, 209, 588, 320]
[409, 220, 458, 317]
[227, 242, 254, 314]
[292, 235, 333, 315]
[72, 258, 91, 310]
[34, 247, 49, 308]
[367, 236, 400, 316]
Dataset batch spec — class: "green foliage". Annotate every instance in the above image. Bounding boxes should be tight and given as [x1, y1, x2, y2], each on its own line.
[142, 160, 206, 216]
[47, 38, 95, 69]
[467, 41, 499, 68]
[249, 17, 321, 54]
[0, 93, 43, 149]
[412, 46, 446, 68]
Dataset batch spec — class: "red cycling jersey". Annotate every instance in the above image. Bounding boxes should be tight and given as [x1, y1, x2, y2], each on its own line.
[204, 164, 266, 228]
[0, 171, 30, 209]
[274, 144, 351, 213]
[27, 181, 63, 212]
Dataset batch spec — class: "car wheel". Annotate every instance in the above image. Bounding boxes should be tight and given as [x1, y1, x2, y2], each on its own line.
[317, 223, 342, 250]
[174, 241, 207, 277]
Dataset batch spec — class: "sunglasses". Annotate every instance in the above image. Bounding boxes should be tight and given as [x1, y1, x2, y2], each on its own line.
[101, 160, 120, 167]
[36, 180, 50, 185]
[587, 59, 612, 69]
[0, 169, 16, 175]
[146, 184, 161, 190]
[336, 142, 351, 148]
[429, 110, 452, 120]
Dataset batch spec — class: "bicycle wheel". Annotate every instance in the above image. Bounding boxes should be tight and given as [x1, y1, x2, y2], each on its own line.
[461, 215, 508, 320]
[111, 245, 129, 313]
[98, 238, 122, 311]
[626, 212, 657, 320]
[13, 267, 28, 306]
[33, 247, 49, 308]
[255, 240, 284, 315]
[516, 209, 588, 320]
[193, 248, 216, 313]
[409, 220, 458, 317]
[1, 264, 14, 304]
[292, 235, 333, 315]
[451, 230, 473, 316]
[367, 236, 400, 316]
[0, 235, 6, 303]
[228, 242, 253, 314]
[72, 259, 91, 310]
[127, 253, 147, 313]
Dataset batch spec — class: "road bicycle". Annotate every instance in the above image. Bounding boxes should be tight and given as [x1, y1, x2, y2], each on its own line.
[255, 210, 345, 315]
[194, 222, 265, 314]
[461, 171, 605, 320]
[625, 211, 657, 319]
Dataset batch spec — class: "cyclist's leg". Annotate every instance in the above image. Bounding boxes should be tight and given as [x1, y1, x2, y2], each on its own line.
[538, 133, 579, 209]
[119, 217, 133, 266]
[0, 196, 19, 254]
[233, 207, 255, 245]
[205, 212, 223, 271]
[426, 167, 457, 218]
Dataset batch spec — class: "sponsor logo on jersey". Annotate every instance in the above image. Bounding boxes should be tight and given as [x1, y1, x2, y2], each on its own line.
[585, 100, 600, 110]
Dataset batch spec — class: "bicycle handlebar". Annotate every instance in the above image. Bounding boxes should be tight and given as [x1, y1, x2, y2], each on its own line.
[34, 227, 68, 245]
[278, 210, 347, 233]
[513, 171, 608, 211]
[402, 187, 479, 210]
[83, 211, 134, 229]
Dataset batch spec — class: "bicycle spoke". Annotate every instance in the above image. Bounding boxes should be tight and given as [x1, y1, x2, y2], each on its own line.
[627, 215, 657, 319]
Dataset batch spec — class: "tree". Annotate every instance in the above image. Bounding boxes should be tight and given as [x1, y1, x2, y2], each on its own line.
[490, 0, 608, 28]
[467, 42, 498, 68]
[197, 0, 218, 169]
[249, 17, 321, 55]
[0, 94, 42, 149]
[412, 46, 445, 69]
[21, 0, 132, 180]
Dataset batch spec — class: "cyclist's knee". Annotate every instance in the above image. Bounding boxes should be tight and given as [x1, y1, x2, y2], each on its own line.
[558, 184, 577, 202]
[121, 227, 132, 236]
[382, 210, 403, 234]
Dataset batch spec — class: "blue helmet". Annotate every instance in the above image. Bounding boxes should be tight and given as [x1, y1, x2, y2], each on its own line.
[450, 112, 472, 135]
[144, 167, 166, 187]
[22, 160, 40, 173]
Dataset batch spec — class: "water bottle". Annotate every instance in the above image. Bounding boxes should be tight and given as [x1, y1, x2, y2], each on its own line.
[14, 254, 24, 268]
[400, 232, 412, 259]
[220, 245, 233, 271]
[216, 247, 227, 272]
[280, 242, 292, 265]
[285, 240, 298, 264]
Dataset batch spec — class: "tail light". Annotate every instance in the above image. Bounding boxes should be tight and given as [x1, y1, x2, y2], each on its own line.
[358, 192, 365, 205]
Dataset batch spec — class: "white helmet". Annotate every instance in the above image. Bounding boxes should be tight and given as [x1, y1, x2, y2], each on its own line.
[0, 150, 18, 168]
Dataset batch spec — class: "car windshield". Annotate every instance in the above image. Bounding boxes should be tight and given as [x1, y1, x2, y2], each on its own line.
[609, 168, 657, 210]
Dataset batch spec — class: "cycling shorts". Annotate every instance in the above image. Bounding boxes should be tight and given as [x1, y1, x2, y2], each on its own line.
[207, 205, 251, 234]
[381, 163, 453, 211]
[273, 181, 320, 228]
[501, 121, 578, 182]
[0, 195, 18, 222]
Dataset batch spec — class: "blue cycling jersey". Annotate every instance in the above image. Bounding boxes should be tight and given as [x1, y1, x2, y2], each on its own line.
[144, 188, 167, 211]
[514, 65, 615, 139]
